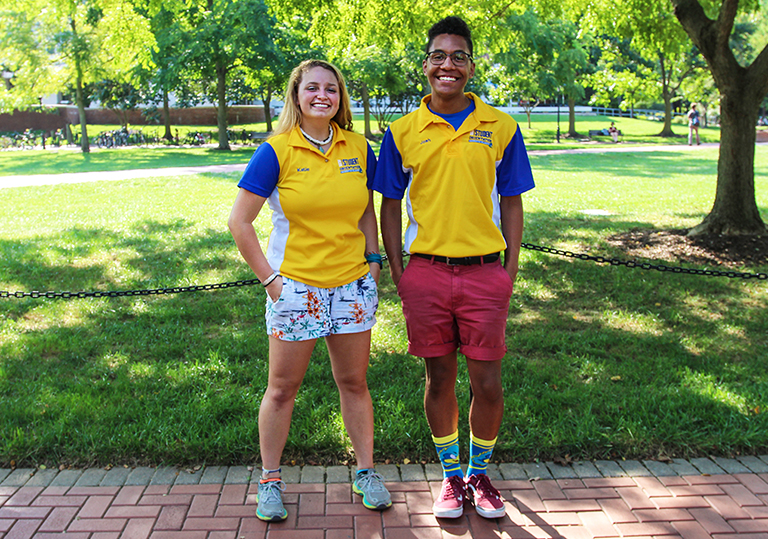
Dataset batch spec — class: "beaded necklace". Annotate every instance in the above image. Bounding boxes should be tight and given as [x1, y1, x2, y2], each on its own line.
[300, 125, 333, 151]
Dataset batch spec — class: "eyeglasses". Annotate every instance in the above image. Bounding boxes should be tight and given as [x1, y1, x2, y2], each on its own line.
[424, 50, 473, 67]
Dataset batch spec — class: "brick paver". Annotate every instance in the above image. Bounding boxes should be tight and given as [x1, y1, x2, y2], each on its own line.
[1, 457, 768, 538]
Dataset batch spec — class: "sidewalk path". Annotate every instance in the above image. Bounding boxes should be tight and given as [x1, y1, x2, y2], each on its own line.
[0, 143, 729, 190]
[0, 164, 247, 190]
[2, 456, 768, 538]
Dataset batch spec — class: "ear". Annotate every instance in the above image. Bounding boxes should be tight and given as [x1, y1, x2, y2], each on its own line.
[422, 58, 428, 76]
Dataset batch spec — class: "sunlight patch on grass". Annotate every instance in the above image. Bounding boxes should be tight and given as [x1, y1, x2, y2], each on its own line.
[601, 310, 665, 336]
[720, 324, 748, 340]
[100, 351, 129, 370]
[516, 280, 557, 301]
[371, 320, 408, 356]
[128, 362, 156, 379]
[682, 297, 725, 322]
[681, 368, 753, 415]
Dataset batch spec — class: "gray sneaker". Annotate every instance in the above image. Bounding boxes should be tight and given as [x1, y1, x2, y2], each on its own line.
[256, 479, 287, 521]
[353, 469, 392, 511]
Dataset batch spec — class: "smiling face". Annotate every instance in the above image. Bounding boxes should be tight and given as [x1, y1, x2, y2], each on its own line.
[423, 33, 475, 107]
[296, 66, 341, 125]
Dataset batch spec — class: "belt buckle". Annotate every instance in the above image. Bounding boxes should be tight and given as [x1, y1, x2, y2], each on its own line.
[445, 256, 466, 266]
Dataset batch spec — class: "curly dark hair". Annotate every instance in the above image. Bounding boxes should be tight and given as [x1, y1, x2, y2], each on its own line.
[426, 16, 473, 56]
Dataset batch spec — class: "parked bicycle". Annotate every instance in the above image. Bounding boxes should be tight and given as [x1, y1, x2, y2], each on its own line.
[93, 128, 151, 148]
[0, 130, 39, 150]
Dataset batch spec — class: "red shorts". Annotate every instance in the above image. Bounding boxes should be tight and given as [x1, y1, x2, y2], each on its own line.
[396, 256, 514, 361]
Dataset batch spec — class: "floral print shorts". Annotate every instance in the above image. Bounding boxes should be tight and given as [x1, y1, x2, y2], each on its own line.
[265, 273, 378, 341]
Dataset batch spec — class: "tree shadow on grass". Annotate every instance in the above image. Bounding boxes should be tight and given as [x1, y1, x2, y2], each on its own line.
[1, 212, 767, 467]
[492, 212, 768, 461]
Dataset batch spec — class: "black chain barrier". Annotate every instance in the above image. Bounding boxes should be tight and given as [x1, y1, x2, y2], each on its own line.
[1, 243, 765, 300]
[520, 242, 768, 280]
[0, 280, 260, 300]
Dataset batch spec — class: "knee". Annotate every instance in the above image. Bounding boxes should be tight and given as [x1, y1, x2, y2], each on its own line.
[470, 377, 503, 403]
[426, 367, 456, 393]
[264, 381, 301, 407]
[334, 373, 369, 396]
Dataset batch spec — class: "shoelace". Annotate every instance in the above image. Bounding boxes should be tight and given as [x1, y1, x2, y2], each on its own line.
[357, 471, 387, 492]
[442, 476, 465, 499]
[260, 480, 286, 503]
[469, 475, 500, 498]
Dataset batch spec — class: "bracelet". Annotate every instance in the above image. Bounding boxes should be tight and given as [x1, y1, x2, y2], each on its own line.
[262, 271, 280, 287]
[365, 253, 383, 267]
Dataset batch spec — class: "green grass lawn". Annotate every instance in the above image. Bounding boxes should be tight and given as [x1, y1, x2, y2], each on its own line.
[0, 114, 718, 177]
[1, 145, 766, 469]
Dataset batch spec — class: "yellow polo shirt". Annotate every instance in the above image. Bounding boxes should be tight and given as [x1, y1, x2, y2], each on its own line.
[373, 93, 535, 257]
[238, 123, 375, 287]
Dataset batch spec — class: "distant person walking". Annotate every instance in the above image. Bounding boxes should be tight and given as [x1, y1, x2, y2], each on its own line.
[228, 59, 391, 522]
[687, 104, 701, 145]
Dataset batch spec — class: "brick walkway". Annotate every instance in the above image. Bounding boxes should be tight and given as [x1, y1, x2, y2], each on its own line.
[2, 456, 768, 538]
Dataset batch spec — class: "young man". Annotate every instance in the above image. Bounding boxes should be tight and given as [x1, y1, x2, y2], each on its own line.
[373, 16, 534, 520]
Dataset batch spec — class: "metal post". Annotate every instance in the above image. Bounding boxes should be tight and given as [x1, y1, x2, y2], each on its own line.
[556, 97, 561, 143]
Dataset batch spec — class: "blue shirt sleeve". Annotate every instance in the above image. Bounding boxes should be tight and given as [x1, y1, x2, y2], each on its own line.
[366, 143, 377, 189]
[372, 128, 409, 199]
[497, 126, 535, 197]
[237, 142, 280, 197]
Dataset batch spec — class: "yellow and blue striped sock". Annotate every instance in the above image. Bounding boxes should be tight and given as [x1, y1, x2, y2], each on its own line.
[433, 431, 462, 479]
[466, 433, 496, 477]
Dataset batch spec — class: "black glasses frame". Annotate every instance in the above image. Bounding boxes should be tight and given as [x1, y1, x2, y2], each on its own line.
[424, 50, 473, 66]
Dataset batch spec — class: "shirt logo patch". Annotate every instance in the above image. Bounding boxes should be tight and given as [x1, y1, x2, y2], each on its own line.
[420, 138, 431, 145]
[337, 157, 363, 174]
[469, 129, 493, 147]
[297, 167, 309, 172]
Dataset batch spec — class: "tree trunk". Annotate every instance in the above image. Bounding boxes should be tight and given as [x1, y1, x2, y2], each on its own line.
[262, 83, 273, 133]
[672, 0, 768, 235]
[658, 52, 676, 137]
[74, 62, 89, 154]
[162, 89, 172, 141]
[360, 82, 373, 139]
[216, 61, 230, 151]
[688, 87, 765, 235]
[70, 17, 89, 154]
[567, 96, 577, 137]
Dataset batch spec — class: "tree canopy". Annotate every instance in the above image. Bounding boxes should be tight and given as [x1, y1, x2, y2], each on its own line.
[2, 0, 767, 234]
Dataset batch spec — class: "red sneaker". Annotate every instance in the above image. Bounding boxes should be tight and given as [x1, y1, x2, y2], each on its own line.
[465, 474, 505, 518]
[432, 475, 466, 518]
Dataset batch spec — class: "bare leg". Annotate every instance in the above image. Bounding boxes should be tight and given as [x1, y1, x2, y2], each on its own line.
[466, 358, 504, 440]
[424, 352, 459, 438]
[326, 330, 375, 470]
[258, 336, 316, 476]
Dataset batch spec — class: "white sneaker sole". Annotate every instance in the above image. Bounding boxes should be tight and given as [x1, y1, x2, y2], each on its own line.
[474, 504, 506, 519]
[432, 503, 464, 519]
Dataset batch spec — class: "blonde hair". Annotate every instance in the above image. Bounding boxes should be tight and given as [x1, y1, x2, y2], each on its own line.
[272, 59, 354, 137]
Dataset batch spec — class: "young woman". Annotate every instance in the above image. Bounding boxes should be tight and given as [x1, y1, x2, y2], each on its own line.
[228, 59, 390, 522]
